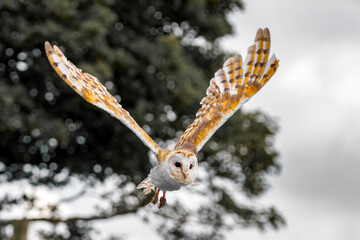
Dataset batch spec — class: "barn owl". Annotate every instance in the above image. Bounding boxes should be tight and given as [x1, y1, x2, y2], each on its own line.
[45, 28, 279, 208]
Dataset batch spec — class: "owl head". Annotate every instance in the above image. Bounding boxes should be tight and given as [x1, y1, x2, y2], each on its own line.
[166, 150, 198, 184]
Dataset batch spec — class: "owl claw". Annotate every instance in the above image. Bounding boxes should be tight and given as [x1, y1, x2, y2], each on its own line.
[158, 191, 166, 208]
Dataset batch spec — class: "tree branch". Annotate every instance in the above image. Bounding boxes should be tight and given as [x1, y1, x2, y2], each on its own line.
[0, 197, 150, 225]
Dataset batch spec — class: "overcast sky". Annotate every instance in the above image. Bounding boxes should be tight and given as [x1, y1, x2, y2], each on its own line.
[13, 0, 360, 239]
[221, 0, 360, 239]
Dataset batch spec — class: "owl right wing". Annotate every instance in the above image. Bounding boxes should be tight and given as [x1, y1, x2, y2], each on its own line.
[175, 28, 279, 154]
[44, 42, 160, 155]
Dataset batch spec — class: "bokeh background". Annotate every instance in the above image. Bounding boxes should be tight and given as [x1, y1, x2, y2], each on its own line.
[0, 0, 359, 239]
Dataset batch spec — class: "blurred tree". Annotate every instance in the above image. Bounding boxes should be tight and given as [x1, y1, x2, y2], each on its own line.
[0, 0, 285, 239]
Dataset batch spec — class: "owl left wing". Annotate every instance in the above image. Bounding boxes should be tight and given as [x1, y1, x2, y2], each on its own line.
[175, 28, 279, 154]
[44, 42, 160, 155]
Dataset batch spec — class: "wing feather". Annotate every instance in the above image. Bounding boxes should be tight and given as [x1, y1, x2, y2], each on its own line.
[258, 28, 271, 77]
[175, 28, 279, 153]
[44, 42, 160, 155]
[250, 29, 264, 82]
[243, 44, 256, 85]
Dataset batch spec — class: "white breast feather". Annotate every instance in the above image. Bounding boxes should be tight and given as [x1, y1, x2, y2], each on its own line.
[150, 163, 184, 191]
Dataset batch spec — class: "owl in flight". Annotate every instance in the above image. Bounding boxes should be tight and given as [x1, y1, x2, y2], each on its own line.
[45, 28, 279, 208]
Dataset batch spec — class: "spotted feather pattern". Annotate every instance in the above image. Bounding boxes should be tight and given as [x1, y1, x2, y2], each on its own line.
[175, 28, 279, 153]
[44, 42, 160, 154]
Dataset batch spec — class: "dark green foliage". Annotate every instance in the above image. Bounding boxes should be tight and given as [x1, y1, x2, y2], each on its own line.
[0, 0, 284, 239]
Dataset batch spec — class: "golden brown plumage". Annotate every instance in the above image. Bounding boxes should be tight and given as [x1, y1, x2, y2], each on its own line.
[44, 42, 160, 155]
[44, 28, 279, 208]
[175, 28, 279, 154]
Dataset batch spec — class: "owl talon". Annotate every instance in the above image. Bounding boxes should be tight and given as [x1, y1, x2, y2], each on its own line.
[159, 197, 166, 208]
[151, 189, 160, 205]
[158, 191, 166, 208]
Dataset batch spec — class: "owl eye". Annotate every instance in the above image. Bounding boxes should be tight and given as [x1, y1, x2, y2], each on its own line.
[175, 162, 181, 167]
[190, 164, 193, 169]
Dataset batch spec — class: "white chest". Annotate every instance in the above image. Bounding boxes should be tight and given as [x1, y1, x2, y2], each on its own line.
[150, 164, 185, 191]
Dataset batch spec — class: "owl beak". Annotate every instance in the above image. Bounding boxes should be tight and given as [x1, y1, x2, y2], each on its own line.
[180, 168, 187, 180]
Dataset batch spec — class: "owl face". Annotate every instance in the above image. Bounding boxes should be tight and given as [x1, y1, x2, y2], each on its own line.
[167, 150, 198, 184]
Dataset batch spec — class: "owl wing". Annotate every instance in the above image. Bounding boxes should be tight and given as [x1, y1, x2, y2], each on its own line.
[175, 28, 279, 154]
[44, 42, 160, 155]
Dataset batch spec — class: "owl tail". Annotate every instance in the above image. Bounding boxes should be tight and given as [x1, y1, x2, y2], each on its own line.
[136, 175, 155, 195]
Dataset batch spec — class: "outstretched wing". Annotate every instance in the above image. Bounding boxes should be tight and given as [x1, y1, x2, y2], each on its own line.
[44, 42, 160, 155]
[175, 28, 279, 154]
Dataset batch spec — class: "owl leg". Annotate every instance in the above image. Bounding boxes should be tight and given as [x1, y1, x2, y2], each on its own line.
[151, 189, 160, 205]
[159, 191, 166, 208]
